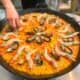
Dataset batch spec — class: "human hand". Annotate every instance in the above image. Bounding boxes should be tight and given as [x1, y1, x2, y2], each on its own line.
[5, 5, 20, 28]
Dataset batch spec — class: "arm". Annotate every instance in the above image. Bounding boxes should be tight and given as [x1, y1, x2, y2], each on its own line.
[0, 0, 20, 28]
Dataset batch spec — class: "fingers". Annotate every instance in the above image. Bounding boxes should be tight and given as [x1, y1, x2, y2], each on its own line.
[9, 19, 16, 28]
[7, 17, 20, 29]
[15, 18, 21, 28]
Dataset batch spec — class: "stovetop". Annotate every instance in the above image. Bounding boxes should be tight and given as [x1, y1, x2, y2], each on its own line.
[0, 9, 80, 80]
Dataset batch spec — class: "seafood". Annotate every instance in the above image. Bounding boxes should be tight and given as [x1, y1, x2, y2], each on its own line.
[59, 39, 80, 46]
[13, 46, 29, 60]
[7, 41, 19, 52]
[34, 54, 43, 66]
[58, 25, 69, 33]
[26, 49, 38, 69]
[44, 48, 58, 68]
[46, 16, 60, 27]
[55, 45, 75, 61]
[26, 27, 52, 44]
[37, 13, 48, 25]
[59, 32, 79, 39]
[4, 32, 17, 40]
[0, 12, 79, 77]
[2, 39, 21, 47]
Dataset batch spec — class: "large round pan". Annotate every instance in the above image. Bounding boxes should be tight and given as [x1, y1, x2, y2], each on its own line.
[0, 8, 80, 80]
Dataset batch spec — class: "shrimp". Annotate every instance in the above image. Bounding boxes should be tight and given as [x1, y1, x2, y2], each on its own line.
[26, 49, 38, 69]
[3, 32, 17, 40]
[44, 48, 58, 68]
[58, 26, 69, 33]
[58, 39, 80, 46]
[13, 46, 29, 60]
[59, 32, 79, 39]
[2, 39, 21, 47]
[55, 45, 75, 61]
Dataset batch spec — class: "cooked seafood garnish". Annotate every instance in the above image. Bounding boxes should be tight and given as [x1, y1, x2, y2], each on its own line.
[26, 49, 38, 69]
[62, 45, 72, 54]
[46, 16, 60, 27]
[55, 45, 75, 61]
[46, 17, 56, 24]
[63, 38, 74, 42]
[37, 13, 48, 25]
[25, 32, 34, 35]
[36, 32, 46, 36]
[20, 16, 28, 25]
[40, 36, 50, 42]
[7, 42, 19, 52]
[20, 19, 26, 25]
[33, 27, 46, 33]
[26, 27, 51, 44]
[21, 17, 28, 22]
[18, 59, 24, 65]
[35, 36, 43, 44]
[44, 48, 58, 68]
[51, 49, 60, 60]
[34, 54, 43, 66]
[59, 39, 80, 46]
[30, 14, 37, 18]
[26, 35, 36, 42]
[3, 39, 21, 47]
[59, 32, 79, 39]
[13, 46, 29, 60]
[7, 48, 13, 52]
[58, 26, 69, 33]
[3, 32, 17, 40]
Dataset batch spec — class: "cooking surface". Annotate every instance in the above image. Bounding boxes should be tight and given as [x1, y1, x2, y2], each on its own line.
[0, 9, 80, 80]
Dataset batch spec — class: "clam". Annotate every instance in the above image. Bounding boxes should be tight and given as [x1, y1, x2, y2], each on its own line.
[51, 49, 60, 60]
[34, 54, 43, 66]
